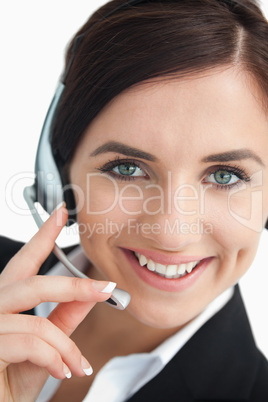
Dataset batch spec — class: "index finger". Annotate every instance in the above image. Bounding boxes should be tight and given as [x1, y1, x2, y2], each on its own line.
[0, 204, 68, 286]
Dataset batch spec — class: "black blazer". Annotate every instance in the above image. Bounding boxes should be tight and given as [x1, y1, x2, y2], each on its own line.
[1, 236, 268, 401]
[128, 283, 268, 402]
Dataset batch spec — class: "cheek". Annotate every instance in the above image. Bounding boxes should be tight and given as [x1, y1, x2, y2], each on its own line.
[204, 184, 264, 236]
[78, 175, 146, 217]
[211, 212, 260, 257]
[204, 191, 262, 272]
[75, 182, 140, 259]
[228, 195, 264, 234]
[227, 170, 268, 232]
[84, 175, 120, 214]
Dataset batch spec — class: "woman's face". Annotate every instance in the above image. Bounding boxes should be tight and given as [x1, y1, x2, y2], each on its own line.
[70, 67, 268, 329]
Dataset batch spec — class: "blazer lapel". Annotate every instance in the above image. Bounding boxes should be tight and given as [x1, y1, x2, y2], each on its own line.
[128, 285, 259, 402]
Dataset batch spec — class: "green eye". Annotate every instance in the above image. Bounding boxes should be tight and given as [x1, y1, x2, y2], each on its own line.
[98, 158, 147, 181]
[214, 170, 232, 184]
[113, 163, 145, 177]
[117, 163, 137, 176]
[204, 168, 243, 188]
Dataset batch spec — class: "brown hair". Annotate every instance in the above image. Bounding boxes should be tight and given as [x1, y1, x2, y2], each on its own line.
[51, 0, 268, 167]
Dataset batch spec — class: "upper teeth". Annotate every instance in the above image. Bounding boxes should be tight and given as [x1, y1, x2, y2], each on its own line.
[135, 252, 200, 279]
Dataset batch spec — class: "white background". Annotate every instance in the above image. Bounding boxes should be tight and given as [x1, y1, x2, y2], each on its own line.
[1, 1, 268, 358]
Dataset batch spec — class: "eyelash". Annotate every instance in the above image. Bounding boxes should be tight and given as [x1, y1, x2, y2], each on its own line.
[97, 157, 148, 182]
[97, 158, 251, 189]
[202, 164, 251, 190]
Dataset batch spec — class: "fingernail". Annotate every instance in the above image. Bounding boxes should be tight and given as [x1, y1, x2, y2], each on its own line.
[92, 281, 117, 294]
[63, 363, 72, 379]
[52, 201, 66, 214]
[81, 356, 93, 376]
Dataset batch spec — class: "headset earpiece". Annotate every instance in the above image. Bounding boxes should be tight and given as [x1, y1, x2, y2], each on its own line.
[34, 82, 76, 226]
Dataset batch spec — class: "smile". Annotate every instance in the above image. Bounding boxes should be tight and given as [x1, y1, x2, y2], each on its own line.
[134, 252, 200, 279]
[121, 248, 212, 292]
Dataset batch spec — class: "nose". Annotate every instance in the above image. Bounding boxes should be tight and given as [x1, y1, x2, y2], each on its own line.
[138, 213, 203, 251]
[138, 184, 203, 251]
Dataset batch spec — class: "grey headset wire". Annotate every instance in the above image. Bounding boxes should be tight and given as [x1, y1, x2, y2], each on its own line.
[23, 185, 131, 310]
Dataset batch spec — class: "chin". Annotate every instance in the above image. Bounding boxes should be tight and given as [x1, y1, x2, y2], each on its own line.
[126, 293, 204, 330]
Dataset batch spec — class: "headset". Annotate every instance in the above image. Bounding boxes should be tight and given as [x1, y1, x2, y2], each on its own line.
[22, 1, 151, 311]
[23, 0, 241, 310]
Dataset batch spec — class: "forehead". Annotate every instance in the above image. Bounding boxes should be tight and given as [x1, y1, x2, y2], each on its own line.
[107, 66, 264, 112]
[76, 66, 268, 166]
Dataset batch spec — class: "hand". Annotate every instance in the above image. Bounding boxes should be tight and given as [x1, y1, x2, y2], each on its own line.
[0, 204, 115, 402]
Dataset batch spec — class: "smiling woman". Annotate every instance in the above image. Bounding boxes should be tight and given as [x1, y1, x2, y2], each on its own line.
[70, 67, 268, 318]
[1, 1, 268, 401]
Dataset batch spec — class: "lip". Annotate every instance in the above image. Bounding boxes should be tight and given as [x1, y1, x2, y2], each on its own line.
[120, 248, 214, 292]
[125, 247, 206, 265]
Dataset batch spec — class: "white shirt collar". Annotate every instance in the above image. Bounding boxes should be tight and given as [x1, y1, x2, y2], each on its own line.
[84, 286, 233, 402]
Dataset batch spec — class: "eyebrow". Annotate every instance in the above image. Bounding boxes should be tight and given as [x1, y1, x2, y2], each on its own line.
[90, 141, 158, 162]
[201, 149, 265, 167]
[91, 143, 264, 167]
